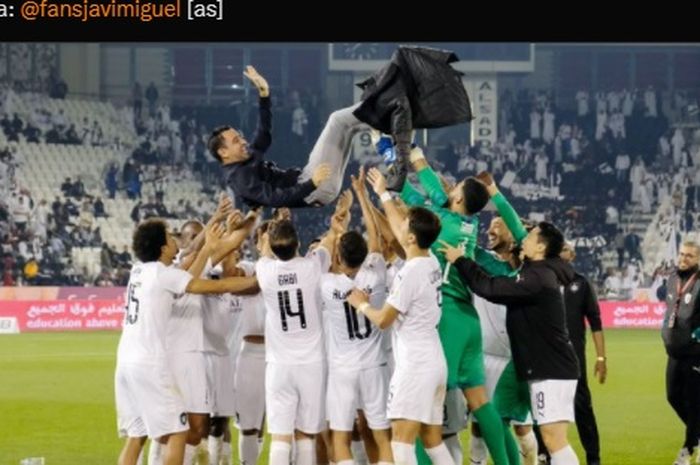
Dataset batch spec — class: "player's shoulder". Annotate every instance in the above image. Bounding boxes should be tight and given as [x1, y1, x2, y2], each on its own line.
[362, 252, 386, 270]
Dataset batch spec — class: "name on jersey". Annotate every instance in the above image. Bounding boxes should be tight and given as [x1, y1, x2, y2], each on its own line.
[332, 285, 372, 301]
[277, 273, 298, 286]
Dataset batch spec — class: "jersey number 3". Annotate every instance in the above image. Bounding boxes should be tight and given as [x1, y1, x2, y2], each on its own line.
[277, 289, 306, 332]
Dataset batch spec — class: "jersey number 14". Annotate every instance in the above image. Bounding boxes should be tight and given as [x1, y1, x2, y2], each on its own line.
[277, 289, 306, 332]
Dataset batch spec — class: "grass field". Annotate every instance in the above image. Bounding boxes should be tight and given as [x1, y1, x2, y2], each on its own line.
[0, 329, 685, 465]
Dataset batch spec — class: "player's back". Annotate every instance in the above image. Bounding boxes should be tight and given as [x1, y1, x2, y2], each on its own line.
[321, 252, 387, 370]
[117, 261, 192, 366]
[256, 250, 328, 365]
[388, 255, 444, 372]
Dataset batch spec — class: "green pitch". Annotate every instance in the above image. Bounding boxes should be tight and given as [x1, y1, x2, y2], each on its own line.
[0, 330, 684, 465]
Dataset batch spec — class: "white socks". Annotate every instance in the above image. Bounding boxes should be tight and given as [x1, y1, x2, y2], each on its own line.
[443, 435, 462, 465]
[425, 443, 456, 465]
[337, 460, 355, 465]
[517, 430, 538, 465]
[270, 441, 292, 465]
[221, 441, 232, 465]
[184, 443, 198, 465]
[295, 438, 315, 465]
[148, 440, 163, 465]
[351, 440, 368, 465]
[208, 435, 223, 465]
[550, 445, 579, 465]
[240, 434, 261, 465]
[136, 448, 144, 465]
[469, 435, 487, 465]
[391, 441, 417, 465]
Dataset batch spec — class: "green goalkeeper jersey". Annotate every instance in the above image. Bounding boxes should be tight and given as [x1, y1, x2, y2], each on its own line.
[401, 167, 527, 302]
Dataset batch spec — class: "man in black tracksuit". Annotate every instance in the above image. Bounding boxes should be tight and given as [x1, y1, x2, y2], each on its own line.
[661, 241, 700, 465]
[561, 243, 606, 465]
[208, 66, 333, 209]
[440, 222, 581, 465]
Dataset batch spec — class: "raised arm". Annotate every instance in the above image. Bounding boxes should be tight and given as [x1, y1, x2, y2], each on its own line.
[318, 189, 353, 255]
[243, 66, 272, 153]
[369, 200, 406, 260]
[367, 168, 407, 248]
[477, 171, 528, 245]
[409, 147, 449, 208]
[351, 167, 381, 253]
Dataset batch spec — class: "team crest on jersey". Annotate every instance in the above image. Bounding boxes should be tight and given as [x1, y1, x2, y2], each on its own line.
[685, 293, 693, 304]
[570, 283, 579, 292]
[460, 222, 475, 235]
[180, 413, 187, 425]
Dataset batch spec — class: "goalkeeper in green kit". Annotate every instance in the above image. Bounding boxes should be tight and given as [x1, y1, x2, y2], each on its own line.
[383, 144, 522, 465]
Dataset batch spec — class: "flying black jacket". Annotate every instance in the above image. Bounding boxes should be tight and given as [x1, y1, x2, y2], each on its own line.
[453, 256, 580, 381]
[222, 97, 316, 208]
[353, 45, 473, 136]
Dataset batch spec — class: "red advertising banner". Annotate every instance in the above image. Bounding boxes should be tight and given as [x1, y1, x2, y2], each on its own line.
[0, 288, 669, 332]
[0, 299, 125, 332]
[598, 300, 667, 329]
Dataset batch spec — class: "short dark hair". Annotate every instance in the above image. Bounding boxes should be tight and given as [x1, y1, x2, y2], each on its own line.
[537, 221, 564, 258]
[268, 220, 299, 261]
[132, 219, 168, 263]
[207, 126, 232, 163]
[408, 207, 441, 249]
[463, 178, 489, 214]
[338, 231, 368, 269]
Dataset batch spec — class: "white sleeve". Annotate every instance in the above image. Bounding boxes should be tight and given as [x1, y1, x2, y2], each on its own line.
[386, 269, 415, 315]
[237, 260, 257, 277]
[365, 253, 387, 276]
[308, 246, 331, 272]
[162, 266, 194, 295]
[255, 258, 272, 285]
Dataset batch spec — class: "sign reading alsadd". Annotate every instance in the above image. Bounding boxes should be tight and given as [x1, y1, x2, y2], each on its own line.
[470, 79, 497, 148]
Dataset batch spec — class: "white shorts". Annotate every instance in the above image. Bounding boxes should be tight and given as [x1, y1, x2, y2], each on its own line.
[327, 364, 391, 432]
[205, 352, 236, 417]
[266, 361, 327, 435]
[170, 351, 210, 414]
[442, 388, 468, 435]
[234, 341, 266, 430]
[528, 379, 577, 425]
[387, 367, 446, 425]
[115, 363, 189, 439]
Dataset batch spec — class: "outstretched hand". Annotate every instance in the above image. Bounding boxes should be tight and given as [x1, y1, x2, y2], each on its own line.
[437, 240, 465, 264]
[367, 167, 388, 195]
[243, 65, 270, 97]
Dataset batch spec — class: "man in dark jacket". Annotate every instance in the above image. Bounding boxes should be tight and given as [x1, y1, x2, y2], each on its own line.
[209, 66, 334, 209]
[662, 241, 700, 465]
[560, 242, 606, 465]
[354, 45, 473, 190]
[440, 222, 581, 465]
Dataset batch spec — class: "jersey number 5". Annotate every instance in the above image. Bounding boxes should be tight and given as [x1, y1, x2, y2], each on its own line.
[277, 289, 306, 332]
[125, 284, 140, 325]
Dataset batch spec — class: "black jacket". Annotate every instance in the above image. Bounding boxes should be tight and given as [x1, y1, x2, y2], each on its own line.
[662, 267, 700, 359]
[454, 256, 580, 381]
[223, 97, 316, 208]
[564, 272, 602, 355]
[353, 46, 473, 136]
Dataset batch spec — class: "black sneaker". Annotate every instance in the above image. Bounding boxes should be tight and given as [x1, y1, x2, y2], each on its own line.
[385, 155, 407, 192]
